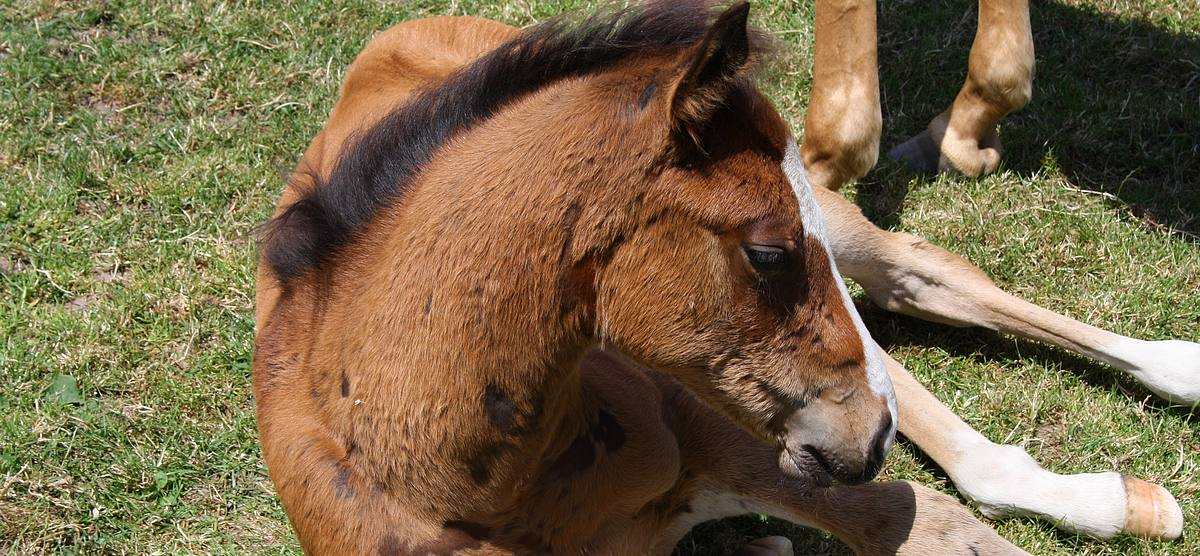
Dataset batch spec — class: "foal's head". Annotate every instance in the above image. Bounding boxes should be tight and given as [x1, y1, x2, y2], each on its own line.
[266, 1, 895, 485]
[580, 3, 897, 483]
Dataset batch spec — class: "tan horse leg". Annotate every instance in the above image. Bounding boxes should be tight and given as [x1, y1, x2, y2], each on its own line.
[814, 185, 1186, 539]
[817, 185, 1200, 404]
[648, 374, 1026, 555]
[801, 0, 881, 191]
[890, 0, 1034, 176]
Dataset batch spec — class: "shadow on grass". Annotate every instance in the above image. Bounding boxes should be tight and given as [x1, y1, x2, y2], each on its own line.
[857, 0, 1200, 237]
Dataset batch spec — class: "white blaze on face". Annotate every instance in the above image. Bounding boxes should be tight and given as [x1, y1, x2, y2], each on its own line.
[781, 139, 898, 450]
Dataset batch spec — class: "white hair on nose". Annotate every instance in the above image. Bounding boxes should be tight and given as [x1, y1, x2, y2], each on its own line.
[781, 138, 898, 449]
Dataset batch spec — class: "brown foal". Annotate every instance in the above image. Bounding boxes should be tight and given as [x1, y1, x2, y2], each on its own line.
[255, 1, 1190, 552]
[253, 3, 1022, 554]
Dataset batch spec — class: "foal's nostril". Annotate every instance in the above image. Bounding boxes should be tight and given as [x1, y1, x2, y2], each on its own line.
[867, 412, 893, 471]
[782, 397, 896, 485]
[848, 416, 892, 484]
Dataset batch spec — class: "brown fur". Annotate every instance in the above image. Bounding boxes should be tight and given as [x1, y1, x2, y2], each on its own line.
[253, 4, 922, 553]
[252, 1, 1187, 551]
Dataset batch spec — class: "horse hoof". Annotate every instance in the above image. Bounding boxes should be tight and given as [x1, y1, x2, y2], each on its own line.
[888, 130, 941, 174]
[1123, 476, 1183, 540]
[890, 120, 1003, 178]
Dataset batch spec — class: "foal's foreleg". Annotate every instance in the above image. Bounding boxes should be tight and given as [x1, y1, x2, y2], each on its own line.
[817, 185, 1200, 404]
[651, 378, 1025, 555]
[890, 0, 1034, 176]
[801, 0, 881, 191]
[883, 349, 1182, 540]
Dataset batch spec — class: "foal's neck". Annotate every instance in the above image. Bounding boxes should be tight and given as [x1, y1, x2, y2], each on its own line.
[328, 99, 651, 508]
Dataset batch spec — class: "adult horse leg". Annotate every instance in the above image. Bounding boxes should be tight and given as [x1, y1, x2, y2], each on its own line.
[646, 373, 1025, 555]
[890, 0, 1034, 176]
[801, 0, 881, 191]
[814, 185, 1186, 539]
[817, 185, 1200, 404]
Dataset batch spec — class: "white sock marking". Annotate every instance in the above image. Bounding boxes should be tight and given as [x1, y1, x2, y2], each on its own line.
[1101, 337, 1200, 405]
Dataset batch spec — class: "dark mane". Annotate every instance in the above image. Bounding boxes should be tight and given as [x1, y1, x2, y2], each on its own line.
[263, 0, 749, 282]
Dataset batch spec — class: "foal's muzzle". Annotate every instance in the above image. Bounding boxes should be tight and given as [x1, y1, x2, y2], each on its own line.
[780, 392, 895, 485]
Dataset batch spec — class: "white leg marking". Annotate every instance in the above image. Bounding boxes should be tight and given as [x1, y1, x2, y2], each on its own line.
[659, 490, 817, 552]
[783, 139, 898, 447]
[1099, 337, 1200, 405]
[944, 432, 1182, 539]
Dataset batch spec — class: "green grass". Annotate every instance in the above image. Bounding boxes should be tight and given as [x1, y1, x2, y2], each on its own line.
[1, 0, 1196, 553]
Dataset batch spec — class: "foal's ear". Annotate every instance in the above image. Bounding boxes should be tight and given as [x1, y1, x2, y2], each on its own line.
[666, 1, 753, 153]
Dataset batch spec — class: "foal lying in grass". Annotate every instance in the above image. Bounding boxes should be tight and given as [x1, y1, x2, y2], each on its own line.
[254, 1, 1189, 553]
[252, 2, 1027, 553]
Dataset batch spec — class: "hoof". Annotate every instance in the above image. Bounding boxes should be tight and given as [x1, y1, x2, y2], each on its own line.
[1123, 476, 1184, 540]
[890, 114, 1003, 177]
[888, 130, 941, 174]
[737, 535, 794, 555]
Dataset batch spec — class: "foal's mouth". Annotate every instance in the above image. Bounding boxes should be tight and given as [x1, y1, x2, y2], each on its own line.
[782, 444, 882, 487]
[780, 446, 834, 487]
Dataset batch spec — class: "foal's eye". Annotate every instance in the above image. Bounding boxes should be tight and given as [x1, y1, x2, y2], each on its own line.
[743, 245, 789, 274]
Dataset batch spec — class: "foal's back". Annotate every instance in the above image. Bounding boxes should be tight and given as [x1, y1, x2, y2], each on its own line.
[308, 17, 518, 172]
